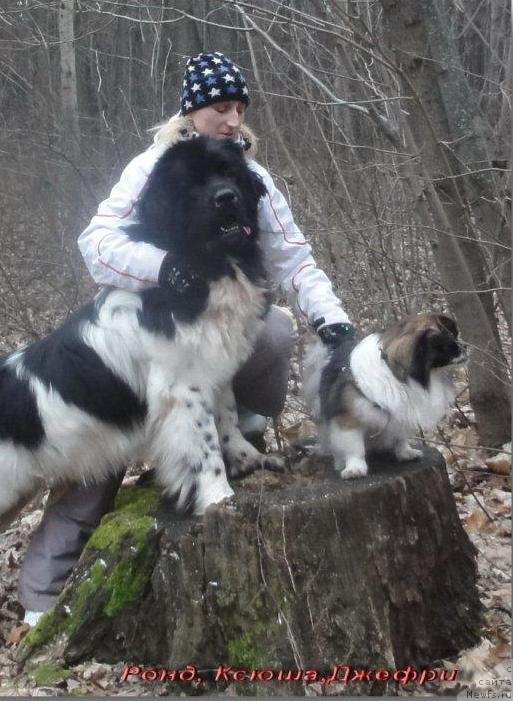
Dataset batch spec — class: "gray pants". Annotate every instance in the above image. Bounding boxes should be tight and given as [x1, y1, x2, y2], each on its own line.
[18, 306, 295, 612]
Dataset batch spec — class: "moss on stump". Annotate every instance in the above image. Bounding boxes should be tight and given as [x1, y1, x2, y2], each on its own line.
[19, 485, 161, 661]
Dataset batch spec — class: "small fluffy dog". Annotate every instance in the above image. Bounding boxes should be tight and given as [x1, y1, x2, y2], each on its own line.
[0, 136, 282, 529]
[303, 313, 466, 479]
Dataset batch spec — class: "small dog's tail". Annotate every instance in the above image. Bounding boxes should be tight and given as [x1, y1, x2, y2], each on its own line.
[302, 334, 329, 422]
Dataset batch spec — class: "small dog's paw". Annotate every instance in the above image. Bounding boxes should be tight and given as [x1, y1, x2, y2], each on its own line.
[395, 444, 422, 462]
[339, 459, 368, 480]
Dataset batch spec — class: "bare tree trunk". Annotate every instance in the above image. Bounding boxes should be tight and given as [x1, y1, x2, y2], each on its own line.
[58, 0, 81, 230]
[420, 0, 511, 345]
[59, 0, 79, 141]
[379, 0, 511, 447]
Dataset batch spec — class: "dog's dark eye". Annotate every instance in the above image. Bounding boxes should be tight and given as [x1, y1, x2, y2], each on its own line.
[429, 334, 460, 363]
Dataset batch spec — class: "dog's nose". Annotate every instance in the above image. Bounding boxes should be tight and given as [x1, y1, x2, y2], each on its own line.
[214, 188, 238, 208]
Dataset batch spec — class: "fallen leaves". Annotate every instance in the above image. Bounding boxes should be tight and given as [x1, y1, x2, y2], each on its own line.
[486, 444, 511, 476]
[5, 623, 30, 645]
[279, 418, 317, 443]
[465, 509, 493, 533]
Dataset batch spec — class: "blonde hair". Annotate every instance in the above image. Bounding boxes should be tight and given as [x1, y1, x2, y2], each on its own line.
[149, 113, 258, 158]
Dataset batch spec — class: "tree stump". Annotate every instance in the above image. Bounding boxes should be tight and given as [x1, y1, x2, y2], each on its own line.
[19, 447, 481, 690]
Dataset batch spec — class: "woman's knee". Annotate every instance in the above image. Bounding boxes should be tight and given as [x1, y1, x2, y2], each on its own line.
[234, 306, 296, 416]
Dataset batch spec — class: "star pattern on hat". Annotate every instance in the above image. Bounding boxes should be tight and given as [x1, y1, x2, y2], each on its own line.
[180, 52, 249, 115]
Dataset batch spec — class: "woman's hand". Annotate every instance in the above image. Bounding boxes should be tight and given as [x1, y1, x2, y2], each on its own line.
[314, 321, 356, 348]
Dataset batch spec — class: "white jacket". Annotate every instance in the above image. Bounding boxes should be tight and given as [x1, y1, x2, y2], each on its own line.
[78, 119, 350, 328]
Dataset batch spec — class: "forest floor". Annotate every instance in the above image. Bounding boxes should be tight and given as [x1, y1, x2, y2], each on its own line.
[0, 331, 510, 698]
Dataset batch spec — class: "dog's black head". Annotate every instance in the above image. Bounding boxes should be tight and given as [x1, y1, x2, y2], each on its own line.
[380, 312, 467, 387]
[131, 136, 267, 257]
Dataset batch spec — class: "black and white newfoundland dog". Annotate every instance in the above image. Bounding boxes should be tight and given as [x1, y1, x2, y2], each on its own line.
[0, 136, 283, 529]
[303, 313, 467, 479]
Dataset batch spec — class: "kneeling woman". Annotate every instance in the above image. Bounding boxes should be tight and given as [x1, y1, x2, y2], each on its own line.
[19, 51, 354, 625]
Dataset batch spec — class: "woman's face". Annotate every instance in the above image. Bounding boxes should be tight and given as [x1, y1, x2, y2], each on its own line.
[190, 101, 246, 140]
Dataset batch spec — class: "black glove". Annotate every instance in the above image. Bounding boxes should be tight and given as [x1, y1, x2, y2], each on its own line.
[314, 319, 356, 347]
[158, 252, 200, 294]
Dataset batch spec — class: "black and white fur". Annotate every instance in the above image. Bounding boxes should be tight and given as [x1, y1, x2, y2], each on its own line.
[0, 137, 283, 527]
[303, 313, 466, 479]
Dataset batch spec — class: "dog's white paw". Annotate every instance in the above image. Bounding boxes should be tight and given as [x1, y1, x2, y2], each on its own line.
[161, 454, 235, 516]
[395, 443, 422, 462]
[339, 458, 368, 480]
[194, 477, 234, 515]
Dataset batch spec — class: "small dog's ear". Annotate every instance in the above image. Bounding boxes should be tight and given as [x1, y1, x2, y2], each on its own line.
[250, 171, 267, 200]
[382, 326, 434, 385]
[437, 315, 458, 337]
[409, 328, 438, 387]
[381, 335, 414, 383]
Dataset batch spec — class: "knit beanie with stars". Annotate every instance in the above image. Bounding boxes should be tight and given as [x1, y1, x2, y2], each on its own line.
[180, 52, 249, 115]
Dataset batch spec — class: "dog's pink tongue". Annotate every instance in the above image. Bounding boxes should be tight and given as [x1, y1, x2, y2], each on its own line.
[242, 226, 252, 236]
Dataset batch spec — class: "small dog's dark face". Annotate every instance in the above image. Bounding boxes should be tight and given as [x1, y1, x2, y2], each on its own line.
[135, 137, 266, 255]
[381, 313, 466, 387]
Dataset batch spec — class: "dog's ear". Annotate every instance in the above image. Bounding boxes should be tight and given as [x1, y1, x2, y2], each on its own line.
[249, 171, 267, 200]
[408, 327, 441, 387]
[437, 314, 458, 338]
[382, 324, 435, 386]
[381, 334, 415, 383]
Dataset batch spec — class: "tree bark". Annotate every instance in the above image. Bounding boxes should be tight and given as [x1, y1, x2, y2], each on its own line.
[57, 0, 81, 230]
[58, 0, 79, 143]
[19, 448, 482, 695]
